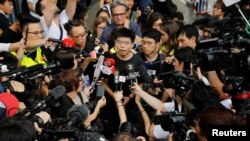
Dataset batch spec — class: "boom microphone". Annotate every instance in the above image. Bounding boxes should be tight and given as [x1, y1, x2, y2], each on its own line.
[0, 64, 44, 78]
[19, 86, 66, 117]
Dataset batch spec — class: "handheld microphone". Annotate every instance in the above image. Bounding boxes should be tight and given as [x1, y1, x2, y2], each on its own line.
[103, 58, 116, 74]
[114, 71, 119, 91]
[137, 65, 152, 83]
[125, 64, 138, 89]
[62, 38, 75, 48]
[48, 38, 62, 43]
[0, 64, 44, 78]
[66, 104, 89, 127]
[91, 55, 105, 88]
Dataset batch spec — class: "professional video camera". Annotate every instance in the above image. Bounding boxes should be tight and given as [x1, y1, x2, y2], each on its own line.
[195, 1, 250, 95]
[154, 111, 198, 141]
[38, 118, 107, 141]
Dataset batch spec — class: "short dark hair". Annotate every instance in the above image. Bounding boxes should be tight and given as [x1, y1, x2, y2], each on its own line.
[142, 28, 162, 42]
[19, 13, 40, 32]
[177, 25, 199, 42]
[64, 19, 84, 35]
[113, 27, 135, 42]
[0, 117, 36, 141]
[174, 46, 196, 72]
[0, 0, 12, 4]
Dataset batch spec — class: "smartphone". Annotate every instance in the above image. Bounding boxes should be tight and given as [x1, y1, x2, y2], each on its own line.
[96, 85, 104, 100]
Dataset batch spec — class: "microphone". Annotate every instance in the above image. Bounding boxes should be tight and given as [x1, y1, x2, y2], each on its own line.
[137, 65, 152, 83]
[103, 57, 116, 74]
[0, 64, 44, 78]
[114, 71, 119, 91]
[48, 38, 62, 43]
[66, 104, 89, 127]
[20, 86, 66, 117]
[144, 60, 164, 68]
[125, 64, 139, 89]
[48, 38, 75, 48]
[62, 38, 75, 48]
[90, 55, 105, 88]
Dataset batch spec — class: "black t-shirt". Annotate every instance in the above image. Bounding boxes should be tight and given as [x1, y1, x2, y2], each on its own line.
[106, 53, 149, 96]
[0, 13, 10, 30]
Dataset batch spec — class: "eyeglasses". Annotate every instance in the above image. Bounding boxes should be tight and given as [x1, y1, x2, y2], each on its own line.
[71, 33, 87, 39]
[115, 40, 132, 46]
[112, 12, 126, 17]
[141, 41, 155, 46]
[28, 30, 45, 36]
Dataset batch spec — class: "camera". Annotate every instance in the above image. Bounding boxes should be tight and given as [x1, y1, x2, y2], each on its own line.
[38, 118, 108, 141]
[154, 112, 197, 141]
[119, 122, 137, 137]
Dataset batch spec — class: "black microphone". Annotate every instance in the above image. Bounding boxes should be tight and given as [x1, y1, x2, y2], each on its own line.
[114, 70, 119, 91]
[0, 64, 44, 77]
[125, 63, 139, 91]
[21, 86, 66, 117]
[137, 65, 152, 83]
[172, 72, 194, 81]
[158, 70, 175, 76]
[66, 104, 89, 127]
[48, 38, 62, 43]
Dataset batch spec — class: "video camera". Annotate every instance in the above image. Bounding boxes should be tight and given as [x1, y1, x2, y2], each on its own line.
[154, 111, 197, 141]
[38, 118, 107, 141]
[195, 12, 250, 94]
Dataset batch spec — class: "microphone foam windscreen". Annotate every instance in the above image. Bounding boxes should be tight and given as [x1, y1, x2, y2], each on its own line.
[62, 38, 75, 48]
[0, 92, 19, 117]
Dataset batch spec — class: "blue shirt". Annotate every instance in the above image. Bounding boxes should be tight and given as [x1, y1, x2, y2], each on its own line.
[101, 21, 142, 44]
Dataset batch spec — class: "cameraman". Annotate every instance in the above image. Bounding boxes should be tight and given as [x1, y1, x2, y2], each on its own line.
[166, 24, 228, 100]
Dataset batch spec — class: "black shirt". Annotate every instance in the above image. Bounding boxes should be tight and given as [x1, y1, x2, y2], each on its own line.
[106, 53, 149, 96]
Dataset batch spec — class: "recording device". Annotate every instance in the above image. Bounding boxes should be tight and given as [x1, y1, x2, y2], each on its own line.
[102, 57, 116, 75]
[90, 55, 105, 89]
[96, 84, 105, 100]
[0, 64, 44, 78]
[48, 38, 79, 50]
[114, 71, 119, 91]
[66, 105, 90, 127]
[154, 112, 193, 141]
[39, 116, 108, 141]
[119, 122, 137, 137]
[17, 86, 66, 117]
[39, 126, 107, 141]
